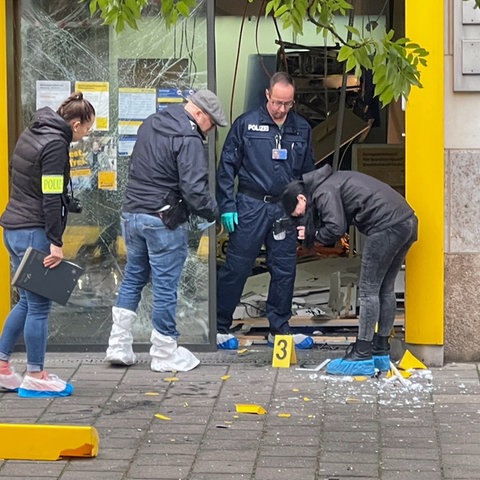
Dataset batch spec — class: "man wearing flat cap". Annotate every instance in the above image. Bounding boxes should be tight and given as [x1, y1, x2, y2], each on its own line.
[105, 88, 227, 372]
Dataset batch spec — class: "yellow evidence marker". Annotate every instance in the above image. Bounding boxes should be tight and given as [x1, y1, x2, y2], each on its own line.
[0, 424, 99, 461]
[272, 334, 297, 368]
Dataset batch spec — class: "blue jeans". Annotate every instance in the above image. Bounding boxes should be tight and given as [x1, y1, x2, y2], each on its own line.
[0, 228, 52, 372]
[116, 212, 188, 338]
[358, 214, 418, 341]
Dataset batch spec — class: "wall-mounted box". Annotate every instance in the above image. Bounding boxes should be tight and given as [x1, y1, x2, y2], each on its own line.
[454, 0, 480, 90]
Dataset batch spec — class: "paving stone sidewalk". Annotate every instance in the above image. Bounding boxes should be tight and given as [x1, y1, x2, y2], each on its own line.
[0, 348, 479, 480]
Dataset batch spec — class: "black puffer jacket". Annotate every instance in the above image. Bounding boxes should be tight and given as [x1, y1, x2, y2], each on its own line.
[0, 107, 72, 246]
[123, 104, 218, 222]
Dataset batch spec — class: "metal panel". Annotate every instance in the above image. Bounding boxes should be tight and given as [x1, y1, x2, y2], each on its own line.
[462, 39, 480, 74]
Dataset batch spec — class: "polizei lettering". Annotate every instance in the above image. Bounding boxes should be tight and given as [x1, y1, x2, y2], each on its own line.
[247, 124, 269, 132]
[41, 175, 64, 194]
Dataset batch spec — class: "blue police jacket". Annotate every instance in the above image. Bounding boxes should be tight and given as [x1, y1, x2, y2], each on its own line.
[216, 103, 314, 213]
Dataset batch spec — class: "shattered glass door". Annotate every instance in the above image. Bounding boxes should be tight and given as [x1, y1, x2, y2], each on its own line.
[15, 0, 213, 349]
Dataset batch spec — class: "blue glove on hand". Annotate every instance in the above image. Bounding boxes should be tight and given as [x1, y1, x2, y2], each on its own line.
[221, 212, 238, 233]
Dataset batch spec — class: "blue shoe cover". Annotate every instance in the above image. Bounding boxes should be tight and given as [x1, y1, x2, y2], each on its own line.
[216, 333, 238, 350]
[373, 354, 390, 372]
[267, 333, 314, 350]
[326, 357, 375, 376]
[295, 335, 314, 349]
[18, 383, 74, 398]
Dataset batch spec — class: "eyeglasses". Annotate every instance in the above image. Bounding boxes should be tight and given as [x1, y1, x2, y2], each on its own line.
[269, 98, 295, 109]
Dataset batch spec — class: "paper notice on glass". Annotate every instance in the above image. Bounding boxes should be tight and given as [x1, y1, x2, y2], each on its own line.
[36, 80, 71, 111]
[118, 88, 156, 120]
[75, 81, 110, 131]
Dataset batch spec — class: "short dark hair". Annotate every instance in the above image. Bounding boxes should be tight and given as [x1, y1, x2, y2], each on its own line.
[57, 91, 95, 124]
[269, 71, 295, 91]
[281, 180, 306, 215]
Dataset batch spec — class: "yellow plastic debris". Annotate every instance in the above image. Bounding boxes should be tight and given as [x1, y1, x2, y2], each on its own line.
[345, 397, 362, 404]
[221, 375, 231, 381]
[154, 414, 171, 421]
[386, 369, 412, 379]
[197, 235, 209, 259]
[144, 392, 160, 396]
[277, 413, 291, 418]
[0, 424, 98, 461]
[397, 350, 427, 370]
[164, 377, 179, 382]
[353, 376, 367, 381]
[235, 403, 267, 415]
[303, 397, 311, 402]
[237, 348, 248, 355]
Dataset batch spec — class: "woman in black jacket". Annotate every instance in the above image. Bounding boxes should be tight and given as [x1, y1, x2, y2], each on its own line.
[282, 163, 418, 376]
[0, 92, 95, 397]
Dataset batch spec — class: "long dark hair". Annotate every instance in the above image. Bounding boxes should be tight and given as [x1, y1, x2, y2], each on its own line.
[281, 180, 316, 249]
[57, 91, 95, 124]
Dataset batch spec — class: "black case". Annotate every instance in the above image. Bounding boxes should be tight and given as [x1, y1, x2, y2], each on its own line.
[11, 247, 84, 305]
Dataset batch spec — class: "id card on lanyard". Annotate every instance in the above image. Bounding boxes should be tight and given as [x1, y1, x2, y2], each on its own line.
[272, 134, 287, 160]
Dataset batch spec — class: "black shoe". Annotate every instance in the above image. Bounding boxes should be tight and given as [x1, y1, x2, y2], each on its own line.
[344, 339, 373, 361]
[372, 334, 390, 356]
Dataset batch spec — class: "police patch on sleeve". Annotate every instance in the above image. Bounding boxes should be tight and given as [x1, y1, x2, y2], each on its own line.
[42, 175, 64, 194]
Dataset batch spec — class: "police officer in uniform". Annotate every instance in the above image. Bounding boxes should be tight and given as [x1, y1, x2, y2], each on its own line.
[216, 72, 315, 350]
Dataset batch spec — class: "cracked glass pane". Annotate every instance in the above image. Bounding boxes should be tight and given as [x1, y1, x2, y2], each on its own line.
[16, 0, 211, 349]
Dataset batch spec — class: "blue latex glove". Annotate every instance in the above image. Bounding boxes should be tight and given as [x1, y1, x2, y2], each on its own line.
[221, 212, 238, 233]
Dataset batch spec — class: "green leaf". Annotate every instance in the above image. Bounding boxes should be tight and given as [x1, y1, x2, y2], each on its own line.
[125, 0, 140, 17]
[274, 4, 289, 17]
[345, 55, 356, 72]
[115, 16, 124, 33]
[337, 45, 352, 62]
[88, 0, 98, 16]
[345, 25, 360, 37]
[176, 1, 191, 17]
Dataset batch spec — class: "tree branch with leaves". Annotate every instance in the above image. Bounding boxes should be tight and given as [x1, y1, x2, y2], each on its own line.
[80, 0, 429, 107]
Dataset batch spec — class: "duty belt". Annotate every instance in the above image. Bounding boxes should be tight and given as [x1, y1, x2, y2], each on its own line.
[238, 187, 281, 203]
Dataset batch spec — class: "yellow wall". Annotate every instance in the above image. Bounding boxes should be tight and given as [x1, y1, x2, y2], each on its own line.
[0, 0, 9, 325]
[405, 0, 444, 344]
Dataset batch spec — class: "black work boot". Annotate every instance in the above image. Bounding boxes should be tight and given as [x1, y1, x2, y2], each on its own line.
[372, 334, 391, 372]
[372, 334, 390, 356]
[345, 339, 373, 360]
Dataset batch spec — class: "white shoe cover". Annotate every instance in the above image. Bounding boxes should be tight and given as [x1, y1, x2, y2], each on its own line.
[104, 307, 137, 366]
[149, 330, 200, 372]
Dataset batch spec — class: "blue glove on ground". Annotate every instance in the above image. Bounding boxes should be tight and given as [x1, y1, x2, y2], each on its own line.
[221, 212, 238, 233]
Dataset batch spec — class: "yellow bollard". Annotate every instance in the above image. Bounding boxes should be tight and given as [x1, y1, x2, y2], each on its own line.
[0, 424, 99, 460]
